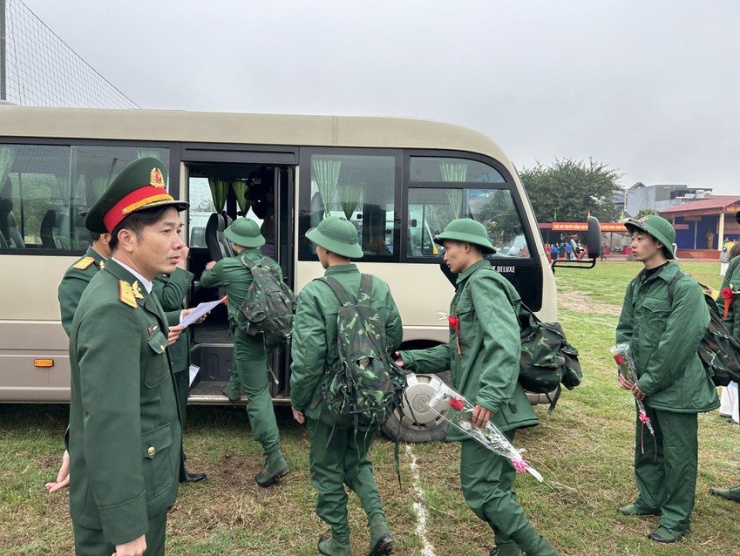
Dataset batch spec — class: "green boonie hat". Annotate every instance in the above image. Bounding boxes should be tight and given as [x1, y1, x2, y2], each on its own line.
[306, 215, 363, 259]
[434, 218, 496, 254]
[224, 218, 265, 248]
[624, 214, 676, 259]
[85, 156, 189, 233]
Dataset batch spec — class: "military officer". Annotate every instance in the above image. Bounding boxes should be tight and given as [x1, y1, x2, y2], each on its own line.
[397, 219, 560, 556]
[290, 215, 402, 556]
[67, 156, 189, 556]
[153, 243, 207, 484]
[199, 217, 289, 487]
[616, 215, 719, 543]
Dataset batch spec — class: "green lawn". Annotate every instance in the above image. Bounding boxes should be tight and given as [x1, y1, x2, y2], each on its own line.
[0, 259, 737, 555]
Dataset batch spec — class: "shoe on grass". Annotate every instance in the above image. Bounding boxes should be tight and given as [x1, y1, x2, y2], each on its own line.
[618, 503, 661, 516]
[710, 484, 740, 502]
[255, 451, 289, 487]
[318, 535, 353, 556]
[648, 526, 688, 543]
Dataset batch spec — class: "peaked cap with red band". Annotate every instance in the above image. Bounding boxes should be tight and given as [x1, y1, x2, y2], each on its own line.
[85, 156, 189, 233]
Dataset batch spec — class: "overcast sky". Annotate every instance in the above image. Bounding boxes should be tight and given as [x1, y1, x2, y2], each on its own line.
[19, 0, 740, 195]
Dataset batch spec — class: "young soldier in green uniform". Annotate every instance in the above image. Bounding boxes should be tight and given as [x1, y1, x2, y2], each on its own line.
[153, 243, 207, 484]
[199, 217, 289, 487]
[397, 219, 560, 556]
[616, 215, 719, 543]
[290, 215, 402, 556]
[67, 157, 189, 556]
[710, 211, 740, 503]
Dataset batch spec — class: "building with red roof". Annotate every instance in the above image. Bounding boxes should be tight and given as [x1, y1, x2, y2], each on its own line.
[659, 195, 740, 257]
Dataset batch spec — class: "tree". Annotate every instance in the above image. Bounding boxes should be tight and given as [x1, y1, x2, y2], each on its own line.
[519, 158, 623, 223]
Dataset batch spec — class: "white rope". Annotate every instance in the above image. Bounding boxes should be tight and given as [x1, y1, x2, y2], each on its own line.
[405, 444, 436, 556]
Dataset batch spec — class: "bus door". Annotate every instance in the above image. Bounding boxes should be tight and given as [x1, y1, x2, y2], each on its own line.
[179, 144, 297, 403]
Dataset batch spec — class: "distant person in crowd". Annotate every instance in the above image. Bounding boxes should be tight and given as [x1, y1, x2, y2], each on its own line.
[550, 243, 559, 261]
[200, 218, 289, 488]
[65, 157, 192, 555]
[290, 216, 401, 556]
[398, 219, 561, 556]
[710, 229, 740, 503]
[564, 241, 572, 260]
[616, 215, 719, 544]
[720, 245, 730, 276]
[544, 243, 551, 263]
[153, 243, 207, 484]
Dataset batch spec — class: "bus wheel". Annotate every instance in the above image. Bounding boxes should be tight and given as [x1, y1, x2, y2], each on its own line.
[382, 372, 451, 443]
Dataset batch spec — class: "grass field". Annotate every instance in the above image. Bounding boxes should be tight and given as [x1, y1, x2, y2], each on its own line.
[1, 260, 738, 555]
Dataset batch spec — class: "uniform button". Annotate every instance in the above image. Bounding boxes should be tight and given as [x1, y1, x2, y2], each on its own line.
[160, 345, 165, 350]
[147, 446, 156, 456]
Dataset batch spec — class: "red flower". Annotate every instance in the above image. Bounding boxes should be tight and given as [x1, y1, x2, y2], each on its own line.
[721, 287, 734, 320]
[448, 316, 459, 328]
[449, 398, 464, 411]
[449, 315, 462, 355]
[613, 354, 625, 365]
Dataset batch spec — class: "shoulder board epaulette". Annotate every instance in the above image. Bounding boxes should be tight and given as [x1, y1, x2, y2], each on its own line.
[119, 280, 139, 308]
[73, 256, 95, 270]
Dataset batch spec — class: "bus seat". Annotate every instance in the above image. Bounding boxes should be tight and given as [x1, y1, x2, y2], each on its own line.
[40, 209, 60, 249]
[5, 211, 24, 248]
[205, 212, 235, 262]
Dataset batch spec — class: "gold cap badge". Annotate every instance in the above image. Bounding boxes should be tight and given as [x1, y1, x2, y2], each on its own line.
[150, 167, 166, 188]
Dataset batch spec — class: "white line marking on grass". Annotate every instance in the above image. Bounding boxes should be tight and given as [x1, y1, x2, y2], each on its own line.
[406, 444, 436, 556]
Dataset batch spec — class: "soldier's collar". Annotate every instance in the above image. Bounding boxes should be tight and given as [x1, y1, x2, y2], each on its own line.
[324, 263, 358, 275]
[109, 257, 153, 293]
[456, 259, 490, 284]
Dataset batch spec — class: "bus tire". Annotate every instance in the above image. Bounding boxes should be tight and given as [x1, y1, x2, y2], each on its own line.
[382, 371, 452, 443]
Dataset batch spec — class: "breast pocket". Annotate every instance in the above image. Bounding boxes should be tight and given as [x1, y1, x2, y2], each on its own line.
[145, 331, 170, 388]
[453, 296, 474, 354]
[640, 297, 670, 346]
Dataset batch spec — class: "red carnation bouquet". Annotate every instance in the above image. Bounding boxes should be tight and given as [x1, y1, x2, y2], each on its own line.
[611, 343, 655, 453]
[721, 286, 735, 320]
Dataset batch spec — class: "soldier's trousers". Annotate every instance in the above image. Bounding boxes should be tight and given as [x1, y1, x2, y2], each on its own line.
[307, 418, 384, 542]
[461, 436, 560, 555]
[234, 330, 281, 455]
[632, 405, 698, 532]
[73, 510, 167, 556]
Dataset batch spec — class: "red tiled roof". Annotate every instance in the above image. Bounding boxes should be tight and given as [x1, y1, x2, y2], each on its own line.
[660, 195, 740, 216]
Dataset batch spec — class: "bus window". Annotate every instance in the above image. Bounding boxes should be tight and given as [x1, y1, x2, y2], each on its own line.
[0, 144, 170, 252]
[409, 156, 506, 184]
[407, 188, 530, 258]
[301, 153, 397, 259]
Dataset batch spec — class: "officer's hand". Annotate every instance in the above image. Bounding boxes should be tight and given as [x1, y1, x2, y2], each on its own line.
[113, 534, 146, 556]
[205, 261, 216, 270]
[168, 325, 185, 345]
[617, 374, 634, 391]
[393, 352, 404, 367]
[292, 408, 305, 424]
[45, 449, 70, 493]
[471, 404, 493, 429]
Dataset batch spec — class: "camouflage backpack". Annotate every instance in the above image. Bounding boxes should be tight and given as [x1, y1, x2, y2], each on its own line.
[516, 302, 582, 411]
[236, 256, 296, 349]
[668, 271, 740, 386]
[319, 274, 406, 427]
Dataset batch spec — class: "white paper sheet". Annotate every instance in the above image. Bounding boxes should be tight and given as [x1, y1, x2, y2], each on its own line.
[178, 296, 226, 327]
[188, 364, 200, 387]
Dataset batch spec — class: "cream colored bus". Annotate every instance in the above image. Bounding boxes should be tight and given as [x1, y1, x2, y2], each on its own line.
[0, 106, 594, 441]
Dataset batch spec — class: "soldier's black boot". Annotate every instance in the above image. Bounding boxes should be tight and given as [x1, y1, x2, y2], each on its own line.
[367, 513, 395, 555]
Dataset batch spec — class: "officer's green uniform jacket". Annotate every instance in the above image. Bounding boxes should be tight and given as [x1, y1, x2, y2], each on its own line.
[718, 255, 740, 339]
[616, 261, 719, 412]
[290, 263, 403, 425]
[399, 260, 538, 439]
[199, 249, 282, 324]
[68, 258, 182, 546]
[58, 247, 106, 336]
[153, 268, 194, 373]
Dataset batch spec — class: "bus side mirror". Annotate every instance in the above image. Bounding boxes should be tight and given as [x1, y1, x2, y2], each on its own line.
[584, 216, 602, 258]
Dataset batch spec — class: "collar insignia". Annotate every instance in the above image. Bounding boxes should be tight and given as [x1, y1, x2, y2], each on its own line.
[131, 281, 145, 300]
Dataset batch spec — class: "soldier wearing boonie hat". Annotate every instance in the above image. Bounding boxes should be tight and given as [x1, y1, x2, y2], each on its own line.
[66, 156, 190, 555]
[616, 214, 719, 543]
[398, 218, 560, 556]
[290, 215, 402, 556]
[709, 209, 740, 503]
[200, 217, 290, 487]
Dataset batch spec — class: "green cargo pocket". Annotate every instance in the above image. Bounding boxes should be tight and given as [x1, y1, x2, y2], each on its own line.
[142, 423, 174, 499]
[145, 331, 169, 388]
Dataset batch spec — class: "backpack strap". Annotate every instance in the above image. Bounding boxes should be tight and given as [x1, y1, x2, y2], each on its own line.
[320, 276, 354, 306]
[358, 274, 374, 302]
[667, 269, 685, 306]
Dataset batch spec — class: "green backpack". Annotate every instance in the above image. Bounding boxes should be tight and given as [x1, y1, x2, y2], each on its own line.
[236, 256, 296, 349]
[319, 274, 406, 427]
[667, 271, 740, 386]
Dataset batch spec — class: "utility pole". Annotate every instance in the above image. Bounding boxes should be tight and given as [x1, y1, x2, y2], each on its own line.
[0, 0, 6, 101]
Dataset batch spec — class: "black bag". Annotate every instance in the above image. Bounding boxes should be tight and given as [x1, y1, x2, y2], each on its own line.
[516, 302, 582, 410]
[668, 271, 740, 386]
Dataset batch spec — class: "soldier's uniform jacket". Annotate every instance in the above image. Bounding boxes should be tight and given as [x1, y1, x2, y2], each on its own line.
[68, 258, 182, 545]
[199, 249, 282, 324]
[153, 268, 194, 373]
[399, 260, 538, 439]
[616, 261, 719, 412]
[290, 263, 402, 425]
[718, 255, 740, 339]
[57, 247, 106, 336]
